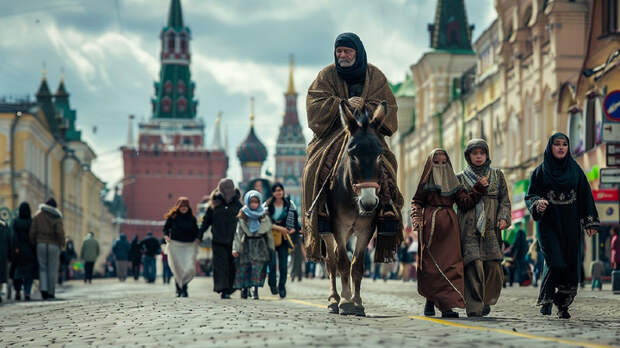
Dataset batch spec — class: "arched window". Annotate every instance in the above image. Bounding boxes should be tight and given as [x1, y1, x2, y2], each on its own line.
[164, 81, 173, 94]
[161, 97, 172, 113]
[508, 114, 520, 166]
[568, 108, 584, 154]
[176, 97, 187, 113]
[167, 34, 175, 52]
[177, 80, 185, 95]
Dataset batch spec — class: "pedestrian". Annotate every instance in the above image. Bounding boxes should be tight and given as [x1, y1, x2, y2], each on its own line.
[525, 133, 599, 319]
[160, 238, 172, 284]
[112, 233, 131, 281]
[129, 235, 142, 280]
[139, 232, 161, 283]
[10, 202, 36, 301]
[527, 238, 544, 287]
[264, 182, 299, 298]
[199, 178, 242, 299]
[411, 149, 486, 318]
[456, 139, 511, 317]
[590, 258, 605, 291]
[80, 232, 100, 284]
[398, 236, 415, 282]
[59, 239, 77, 284]
[163, 197, 200, 298]
[612, 227, 620, 271]
[233, 190, 274, 300]
[507, 228, 529, 286]
[0, 216, 10, 303]
[29, 198, 65, 300]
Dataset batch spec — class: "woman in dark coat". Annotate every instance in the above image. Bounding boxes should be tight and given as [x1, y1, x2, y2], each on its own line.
[11, 202, 36, 301]
[411, 149, 486, 318]
[264, 183, 300, 298]
[525, 133, 599, 319]
[200, 178, 242, 299]
[129, 235, 142, 280]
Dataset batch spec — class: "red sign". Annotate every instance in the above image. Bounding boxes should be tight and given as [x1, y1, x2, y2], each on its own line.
[593, 189, 619, 202]
[512, 208, 526, 221]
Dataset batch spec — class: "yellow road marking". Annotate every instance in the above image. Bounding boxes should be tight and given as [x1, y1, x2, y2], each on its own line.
[409, 315, 617, 348]
[277, 297, 615, 348]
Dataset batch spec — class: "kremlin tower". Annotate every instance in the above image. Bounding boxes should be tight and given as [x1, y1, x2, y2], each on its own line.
[120, 0, 228, 238]
[237, 97, 268, 191]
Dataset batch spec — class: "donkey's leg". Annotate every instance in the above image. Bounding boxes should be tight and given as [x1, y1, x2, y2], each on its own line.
[336, 231, 354, 312]
[350, 230, 373, 316]
[321, 234, 340, 313]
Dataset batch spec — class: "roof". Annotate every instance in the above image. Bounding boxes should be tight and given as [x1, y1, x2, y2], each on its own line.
[428, 0, 473, 51]
[167, 0, 184, 29]
[393, 74, 415, 98]
[237, 126, 268, 163]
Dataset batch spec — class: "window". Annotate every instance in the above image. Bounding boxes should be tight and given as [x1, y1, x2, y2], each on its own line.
[584, 97, 600, 151]
[161, 97, 172, 113]
[177, 80, 185, 94]
[164, 81, 173, 94]
[603, 0, 619, 35]
[568, 109, 584, 154]
[177, 97, 187, 113]
[167, 34, 175, 52]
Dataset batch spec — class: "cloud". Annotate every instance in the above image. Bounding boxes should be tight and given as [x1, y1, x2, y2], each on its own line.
[0, 0, 500, 193]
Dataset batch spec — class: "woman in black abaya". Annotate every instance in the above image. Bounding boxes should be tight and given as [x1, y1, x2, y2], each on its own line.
[525, 133, 598, 319]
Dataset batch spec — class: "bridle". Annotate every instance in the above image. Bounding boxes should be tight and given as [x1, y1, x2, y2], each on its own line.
[352, 181, 380, 195]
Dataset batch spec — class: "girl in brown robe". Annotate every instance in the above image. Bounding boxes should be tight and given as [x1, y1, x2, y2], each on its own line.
[411, 149, 487, 318]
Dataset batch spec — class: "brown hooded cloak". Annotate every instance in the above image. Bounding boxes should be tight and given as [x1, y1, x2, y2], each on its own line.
[302, 63, 404, 261]
[411, 149, 486, 311]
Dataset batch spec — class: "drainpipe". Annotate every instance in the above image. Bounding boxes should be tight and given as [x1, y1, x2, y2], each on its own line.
[44, 139, 59, 199]
[10, 111, 22, 211]
[460, 97, 466, 169]
[60, 147, 81, 214]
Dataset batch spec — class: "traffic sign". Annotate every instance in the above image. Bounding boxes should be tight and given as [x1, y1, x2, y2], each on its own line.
[604, 90, 620, 122]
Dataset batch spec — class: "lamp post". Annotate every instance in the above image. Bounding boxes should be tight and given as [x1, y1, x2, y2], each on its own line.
[10, 111, 23, 211]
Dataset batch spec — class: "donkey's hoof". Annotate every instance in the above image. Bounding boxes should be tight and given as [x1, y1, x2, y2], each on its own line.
[339, 302, 364, 316]
[327, 303, 339, 314]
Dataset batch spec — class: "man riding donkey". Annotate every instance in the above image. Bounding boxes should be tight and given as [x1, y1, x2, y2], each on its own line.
[302, 32, 404, 315]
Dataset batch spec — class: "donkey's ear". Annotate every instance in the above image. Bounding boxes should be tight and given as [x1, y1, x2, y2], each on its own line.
[370, 101, 388, 129]
[339, 100, 361, 133]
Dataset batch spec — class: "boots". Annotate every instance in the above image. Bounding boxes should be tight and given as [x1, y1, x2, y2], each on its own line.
[41, 291, 49, 300]
[182, 284, 188, 297]
[175, 283, 182, 297]
[15, 291, 21, 301]
[253, 286, 259, 300]
[441, 310, 459, 318]
[424, 300, 436, 317]
[482, 305, 491, 316]
[557, 306, 571, 319]
[241, 288, 249, 299]
[540, 303, 552, 316]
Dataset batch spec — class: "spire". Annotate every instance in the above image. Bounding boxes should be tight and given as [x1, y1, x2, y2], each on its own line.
[36, 69, 51, 98]
[167, 0, 184, 29]
[428, 0, 474, 52]
[286, 54, 296, 96]
[55, 76, 69, 98]
[210, 111, 224, 151]
[249, 96, 255, 128]
[127, 114, 135, 148]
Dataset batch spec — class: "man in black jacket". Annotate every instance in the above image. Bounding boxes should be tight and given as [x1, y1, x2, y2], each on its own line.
[139, 232, 161, 283]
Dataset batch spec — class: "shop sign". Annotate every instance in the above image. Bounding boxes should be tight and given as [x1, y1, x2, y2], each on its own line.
[595, 202, 620, 224]
[593, 189, 619, 202]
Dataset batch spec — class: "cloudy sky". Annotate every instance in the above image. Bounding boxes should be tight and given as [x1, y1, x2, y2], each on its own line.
[0, 0, 495, 192]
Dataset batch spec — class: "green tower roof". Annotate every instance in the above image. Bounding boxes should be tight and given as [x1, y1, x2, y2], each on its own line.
[428, 0, 474, 53]
[167, 0, 183, 29]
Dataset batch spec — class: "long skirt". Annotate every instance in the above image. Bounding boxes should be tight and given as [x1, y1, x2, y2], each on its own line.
[212, 243, 235, 293]
[166, 240, 197, 288]
[234, 260, 267, 289]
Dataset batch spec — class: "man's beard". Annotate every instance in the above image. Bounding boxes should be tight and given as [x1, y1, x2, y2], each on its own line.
[338, 58, 355, 67]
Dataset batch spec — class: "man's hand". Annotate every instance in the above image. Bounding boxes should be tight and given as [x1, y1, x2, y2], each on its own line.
[412, 217, 422, 231]
[164, 235, 170, 243]
[288, 228, 295, 235]
[585, 228, 597, 237]
[348, 97, 364, 109]
[232, 251, 239, 258]
[498, 219, 508, 230]
[537, 199, 549, 213]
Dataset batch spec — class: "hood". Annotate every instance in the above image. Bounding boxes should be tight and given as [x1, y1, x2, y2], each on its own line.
[210, 188, 241, 208]
[39, 204, 63, 219]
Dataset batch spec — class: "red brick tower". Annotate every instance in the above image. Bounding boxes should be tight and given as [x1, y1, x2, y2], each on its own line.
[120, 0, 228, 239]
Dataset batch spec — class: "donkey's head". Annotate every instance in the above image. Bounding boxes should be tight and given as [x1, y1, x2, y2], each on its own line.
[339, 100, 387, 216]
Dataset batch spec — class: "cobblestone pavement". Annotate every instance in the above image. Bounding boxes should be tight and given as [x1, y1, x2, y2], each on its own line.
[0, 276, 618, 347]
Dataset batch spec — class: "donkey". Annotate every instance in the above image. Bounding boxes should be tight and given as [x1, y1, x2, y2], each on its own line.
[322, 100, 388, 316]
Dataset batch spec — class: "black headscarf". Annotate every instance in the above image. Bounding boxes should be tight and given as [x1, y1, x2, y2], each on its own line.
[334, 32, 367, 84]
[18, 202, 31, 220]
[542, 133, 581, 191]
